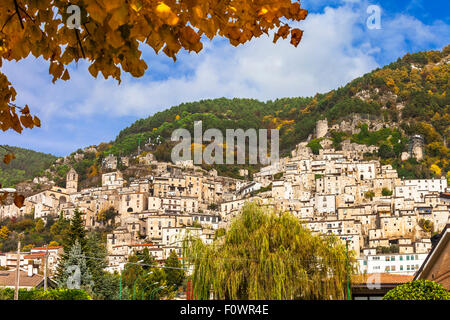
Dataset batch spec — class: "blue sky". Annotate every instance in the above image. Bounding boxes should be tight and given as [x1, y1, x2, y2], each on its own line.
[1, 0, 449, 156]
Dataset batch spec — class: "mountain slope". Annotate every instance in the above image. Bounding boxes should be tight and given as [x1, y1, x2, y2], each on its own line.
[103, 45, 449, 179]
[0, 145, 57, 187]
[14, 45, 449, 187]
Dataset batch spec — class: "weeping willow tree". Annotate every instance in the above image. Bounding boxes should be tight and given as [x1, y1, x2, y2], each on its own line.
[184, 203, 357, 300]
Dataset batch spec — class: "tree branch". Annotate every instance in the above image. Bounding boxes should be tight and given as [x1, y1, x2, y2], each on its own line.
[13, 0, 24, 29]
[75, 29, 86, 59]
[18, 5, 35, 23]
[1, 13, 16, 32]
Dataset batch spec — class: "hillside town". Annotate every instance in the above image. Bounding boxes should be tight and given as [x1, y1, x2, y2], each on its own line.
[1, 117, 449, 286]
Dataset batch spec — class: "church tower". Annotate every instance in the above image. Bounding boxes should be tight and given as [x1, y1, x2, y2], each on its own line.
[66, 168, 78, 194]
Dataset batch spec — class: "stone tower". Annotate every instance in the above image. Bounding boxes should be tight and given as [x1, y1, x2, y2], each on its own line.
[316, 119, 328, 139]
[66, 168, 78, 194]
[409, 135, 424, 161]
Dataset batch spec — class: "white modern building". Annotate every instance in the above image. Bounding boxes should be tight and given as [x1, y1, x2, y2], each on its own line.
[358, 253, 428, 275]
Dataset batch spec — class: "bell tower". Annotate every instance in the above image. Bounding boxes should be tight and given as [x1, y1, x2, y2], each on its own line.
[66, 168, 78, 194]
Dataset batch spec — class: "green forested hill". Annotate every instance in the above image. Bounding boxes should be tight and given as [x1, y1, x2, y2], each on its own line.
[104, 45, 449, 180]
[0, 146, 57, 187]
[15, 45, 448, 185]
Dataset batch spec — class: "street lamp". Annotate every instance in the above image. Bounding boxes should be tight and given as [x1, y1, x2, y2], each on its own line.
[119, 259, 143, 300]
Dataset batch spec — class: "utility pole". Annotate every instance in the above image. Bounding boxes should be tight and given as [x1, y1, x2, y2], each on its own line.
[14, 233, 23, 300]
[44, 244, 49, 291]
[341, 235, 352, 301]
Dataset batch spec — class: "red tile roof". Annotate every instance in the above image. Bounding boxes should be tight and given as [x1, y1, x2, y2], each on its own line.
[0, 269, 44, 288]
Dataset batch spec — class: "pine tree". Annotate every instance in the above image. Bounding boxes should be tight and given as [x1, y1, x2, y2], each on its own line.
[57, 239, 93, 292]
[55, 208, 88, 284]
[86, 232, 110, 299]
[64, 209, 88, 252]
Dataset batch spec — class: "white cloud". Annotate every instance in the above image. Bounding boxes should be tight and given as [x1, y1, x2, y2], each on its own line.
[9, 4, 379, 119]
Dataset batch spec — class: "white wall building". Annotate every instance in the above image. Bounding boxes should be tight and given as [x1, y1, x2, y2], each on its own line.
[358, 253, 428, 275]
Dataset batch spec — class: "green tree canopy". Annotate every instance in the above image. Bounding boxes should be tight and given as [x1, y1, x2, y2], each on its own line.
[383, 280, 450, 300]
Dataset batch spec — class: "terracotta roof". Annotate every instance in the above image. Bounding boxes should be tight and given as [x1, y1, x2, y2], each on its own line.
[24, 254, 45, 258]
[0, 269, 44, 288]
[353, 273, 414, 285]
[32, 246, 62, 250]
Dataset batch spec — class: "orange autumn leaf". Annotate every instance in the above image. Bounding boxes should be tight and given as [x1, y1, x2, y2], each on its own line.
[62, 69, 71, 81]
[20, 105, 30, 114]
[20, 114, 34, 129]
[290, 28, 303, 47]
[33, 116, 41, 127]
[14, 194, 25, 208]
[3, 153, 15, 164]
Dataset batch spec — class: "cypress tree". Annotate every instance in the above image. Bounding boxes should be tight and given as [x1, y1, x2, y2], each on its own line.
[164, 250, 184, 287]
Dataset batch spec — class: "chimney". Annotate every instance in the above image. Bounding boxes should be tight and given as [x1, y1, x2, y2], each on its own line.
[27, 264, 33, 277]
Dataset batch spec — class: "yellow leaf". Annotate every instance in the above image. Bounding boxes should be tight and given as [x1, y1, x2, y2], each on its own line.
[193, 6, 204, 18]
[156, 2, 179, 26]
[156, 2, 172, 14]
[258, 7, 268, 16]
[131, 1, 143, 12]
